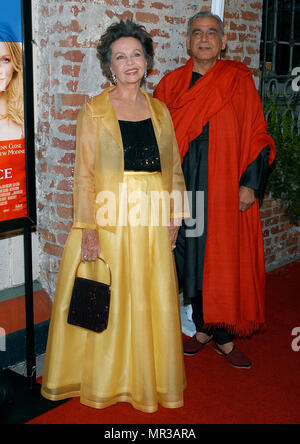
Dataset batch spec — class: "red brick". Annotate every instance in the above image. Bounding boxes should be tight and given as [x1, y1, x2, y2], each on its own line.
[62, 65, 81, 78]
[260, 209, 273, 219]
[250, 2, 263, 10]
[54, 50, 86, 63]
[246, 45, 259, 54]
[41, 92, 54, 105]
[60, 94, 89, 107]
[51, 221, 73, 233]
[51, 165, 74, 178]
[243, 57, 252, 66]
[71, 5, 86, 16]
[41, 230, 56, 243]
[52, 20, 83, 34]
[67, 80, 79, 92]
[165, 16, 186, 25]
[226, 32, 237, 41]
[106, 9, 134, 20]
[230, 22, 247, 31]
[58, 124, 77, 137]
[57, 179, 73, 192]
[42, 6, 56, 17]
[59, 36, 81, 48]
[122, 0, 144, 8]
[52, 137, 76, 151]
[241, 11, 259, 21]
[231, 45, 244, 54]
[59, 152, 76, 164]
[151, 2, 173, 9]
[51, 108, 79, 121]
[54, 193, 73, 205]
[44, 243, 64, 258]
[224, 11, 240, 20]
[105, 0, 119, 5]
[40, 163, 47, 173]
[38, 121, 50, 133]
[150, 29, 170, 38]
[57, 233, 69, 246]
[136, 11, 159, 23]
[57, 206, 73, 219]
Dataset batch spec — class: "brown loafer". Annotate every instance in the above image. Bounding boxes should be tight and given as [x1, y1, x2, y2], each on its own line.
[215, 345, 252, 369]
[184, 335, 212, 356]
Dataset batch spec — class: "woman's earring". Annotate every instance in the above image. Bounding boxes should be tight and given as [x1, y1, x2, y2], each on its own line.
[144, 71, 148, 82]
[112, 73, 117, 85]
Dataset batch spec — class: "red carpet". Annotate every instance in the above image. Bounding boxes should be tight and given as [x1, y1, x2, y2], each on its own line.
[28, 260, 300, 424]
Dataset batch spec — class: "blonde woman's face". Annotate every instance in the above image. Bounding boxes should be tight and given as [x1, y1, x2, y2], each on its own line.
[0, 42, 15, 92]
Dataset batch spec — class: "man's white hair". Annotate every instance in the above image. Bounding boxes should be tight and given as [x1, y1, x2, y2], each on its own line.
[187, 11, 225, 37]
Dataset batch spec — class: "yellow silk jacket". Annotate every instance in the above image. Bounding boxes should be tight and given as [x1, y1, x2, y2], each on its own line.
[73, 87, 188, 232]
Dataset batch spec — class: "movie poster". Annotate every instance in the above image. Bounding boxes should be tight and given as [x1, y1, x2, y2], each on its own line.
[0, 0, 27, 222]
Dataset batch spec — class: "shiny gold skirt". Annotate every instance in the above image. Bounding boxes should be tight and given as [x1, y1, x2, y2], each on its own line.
[41, 172, 186, 413]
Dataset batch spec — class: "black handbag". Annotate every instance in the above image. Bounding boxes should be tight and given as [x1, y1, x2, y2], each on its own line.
[67, 258, 112, 333]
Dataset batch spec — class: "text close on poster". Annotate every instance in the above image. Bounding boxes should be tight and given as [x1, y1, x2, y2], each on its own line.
[0, 0, 27, 223]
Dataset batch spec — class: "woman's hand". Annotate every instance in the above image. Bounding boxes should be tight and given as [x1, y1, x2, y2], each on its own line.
[81, 229, 101, 262]
[168, 218, 181, 250]
[239, 186, 255, 212]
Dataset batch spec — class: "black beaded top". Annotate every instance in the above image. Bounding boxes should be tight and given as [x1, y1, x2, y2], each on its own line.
[119, 118, 162, 172]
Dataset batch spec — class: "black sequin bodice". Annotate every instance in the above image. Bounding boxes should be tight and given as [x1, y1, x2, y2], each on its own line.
[119, 119, 161, 172]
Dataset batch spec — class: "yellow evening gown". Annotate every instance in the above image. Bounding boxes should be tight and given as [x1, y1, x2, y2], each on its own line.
[41, 171, 186, 413]
[41, 88, 187, 413]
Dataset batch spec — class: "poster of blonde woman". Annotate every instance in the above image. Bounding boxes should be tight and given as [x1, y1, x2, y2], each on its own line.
[0, 0, 27, 222]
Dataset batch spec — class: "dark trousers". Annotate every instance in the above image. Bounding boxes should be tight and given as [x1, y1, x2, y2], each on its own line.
[191, 291, 232, 346]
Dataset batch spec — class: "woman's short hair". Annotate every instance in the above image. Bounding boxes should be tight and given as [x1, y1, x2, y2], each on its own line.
[97, 20, 154, 81]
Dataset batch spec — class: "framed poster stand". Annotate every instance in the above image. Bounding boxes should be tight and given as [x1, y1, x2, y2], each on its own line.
[0, 0, 68, 424]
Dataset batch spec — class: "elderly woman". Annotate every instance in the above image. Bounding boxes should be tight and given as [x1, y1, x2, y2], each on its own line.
[0, 24, 24, 141]
[41, 20, 188, 413]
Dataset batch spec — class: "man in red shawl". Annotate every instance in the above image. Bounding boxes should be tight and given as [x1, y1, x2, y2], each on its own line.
[154, 11, 275, 369]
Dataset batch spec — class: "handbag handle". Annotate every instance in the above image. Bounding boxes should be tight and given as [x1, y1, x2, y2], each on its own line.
[76, 257, 112, 288]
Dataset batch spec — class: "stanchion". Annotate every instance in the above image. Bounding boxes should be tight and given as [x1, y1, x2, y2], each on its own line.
[23, 224, 37, 390]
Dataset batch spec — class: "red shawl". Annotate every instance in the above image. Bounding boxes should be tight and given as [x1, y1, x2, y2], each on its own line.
[154, 58, 276, 336]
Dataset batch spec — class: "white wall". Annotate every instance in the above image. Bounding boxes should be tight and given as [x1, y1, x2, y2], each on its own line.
[0, 233, 40, 292]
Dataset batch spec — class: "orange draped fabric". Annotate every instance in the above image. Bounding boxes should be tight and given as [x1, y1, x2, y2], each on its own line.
[154, 58, 276, 336]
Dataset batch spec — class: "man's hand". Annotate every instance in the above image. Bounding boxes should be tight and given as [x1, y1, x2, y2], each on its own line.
[239, 186, 255, 212]
[81, 229, 101, 262]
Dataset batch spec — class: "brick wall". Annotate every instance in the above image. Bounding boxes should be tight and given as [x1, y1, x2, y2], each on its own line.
[224, 0, 263, 83]
[31, 0, 299, 298]
[261, 195, 300, 267]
